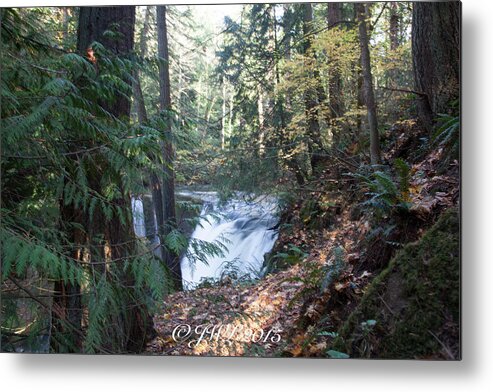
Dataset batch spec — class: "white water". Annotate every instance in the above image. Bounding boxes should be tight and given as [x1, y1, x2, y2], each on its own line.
[132, 191, 279, 289]
[131, 198, 146, 238]
[179, 191, 279, 288]
[131, 196, 162, 259]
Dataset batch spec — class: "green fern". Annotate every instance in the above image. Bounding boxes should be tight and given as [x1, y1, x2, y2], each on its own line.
[394, 158, 411, 202]
[349, 163, 411, 215]
[433, 114, 460, 161]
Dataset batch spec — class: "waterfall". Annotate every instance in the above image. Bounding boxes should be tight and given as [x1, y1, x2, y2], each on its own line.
[132, 196, 162, 259]
[132, 191, 279, 289]
[178, 191, 279, 289]
[131, 197, 146, 238]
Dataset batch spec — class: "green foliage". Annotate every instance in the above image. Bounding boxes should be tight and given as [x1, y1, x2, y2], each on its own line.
[164, 229, 189, 255]
[326, 349, 350, 359]
[213, 2, 415, 191]
[433, 114, 460, 163]
[393, 158, 411, 200]
[185, 237, 229, 269]
[267, 244, 308, 273]
[320, 246, 345, 292]
[349, 161, 412, 217]
[220, 258, 262, 286]
[283, 246, 346, 307]
[299, 196, 338, 229]
[1, 7, 169, 353]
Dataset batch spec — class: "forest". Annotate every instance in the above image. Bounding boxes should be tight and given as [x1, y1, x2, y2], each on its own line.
[0, 1, 460, 358]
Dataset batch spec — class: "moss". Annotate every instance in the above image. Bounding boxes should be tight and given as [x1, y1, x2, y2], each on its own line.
[334, 208, 460, 359]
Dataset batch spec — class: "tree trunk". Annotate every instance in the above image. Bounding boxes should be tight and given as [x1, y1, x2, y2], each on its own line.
[356, 3, 381, 165]
[257, 83, 265, 156]
[77, 7, 135, 117]
[356, 68, 364, 144]
[283, 4, 292, 60]
[302, 3, 324, 171]
[205, 95, 217, 123]
[132, 6, 167, 263]
[157, 5, 183, 291]
[221, 76, 226, 150]
[412, 1, 460, 131]
[51, 200, 84, 352]
[389, 2, 399, 51]
[133, 6, 152, 124]
[62, 7, 70, 44]
[327, 2, 344, 145]
[278, 5, 304, 184]
[76, 6, 153, 352]
[228, 93, 234, 147]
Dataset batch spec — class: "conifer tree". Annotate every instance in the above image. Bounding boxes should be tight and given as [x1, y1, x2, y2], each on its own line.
[157, 5, 183, 291]
[356, 3, 381, 165]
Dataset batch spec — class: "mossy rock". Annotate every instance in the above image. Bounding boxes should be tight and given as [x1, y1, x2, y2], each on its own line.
[333, 208, 460, 359]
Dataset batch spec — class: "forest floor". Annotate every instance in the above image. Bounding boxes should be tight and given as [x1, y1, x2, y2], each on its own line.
[146, 204, 371, 357]
[146, 120, 459, 358]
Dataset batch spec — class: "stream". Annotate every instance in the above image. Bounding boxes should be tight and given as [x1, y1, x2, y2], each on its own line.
[132, 190, 279, 289]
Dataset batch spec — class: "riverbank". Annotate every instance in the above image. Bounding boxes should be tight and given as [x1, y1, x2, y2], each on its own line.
[146, 120, 460, 358]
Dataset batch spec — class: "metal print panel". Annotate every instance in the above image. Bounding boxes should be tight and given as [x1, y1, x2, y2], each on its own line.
[0, 1, 461, 359]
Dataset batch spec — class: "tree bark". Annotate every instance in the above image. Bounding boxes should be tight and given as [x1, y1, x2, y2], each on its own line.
[228, 93, 234, 146]
[389, 2, 399, 51]
[302, 3, 324, 171]
[132, 6, 167, 263]
[76, 6, 152, 352]
[157, 5, 183, 291]
[412, 1, 460, 131]
[221, 76, 226, 150]
[257, 83, 265, 156]
[327, 2, 344, 145]
[51, 200, 84, 352]
[77, 7, 136, 117]
[62, 7, 70, 44]
[133, 6, 152, 124]
[356, 3, 381, 165]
